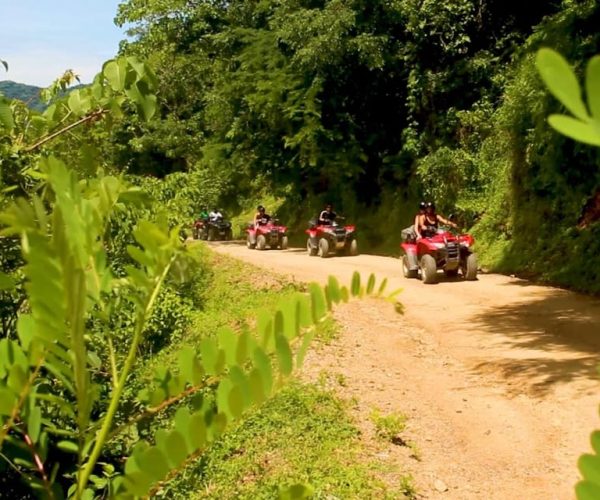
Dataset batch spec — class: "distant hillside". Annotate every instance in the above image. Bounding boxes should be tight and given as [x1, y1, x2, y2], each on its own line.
[0, 80, 44, 111]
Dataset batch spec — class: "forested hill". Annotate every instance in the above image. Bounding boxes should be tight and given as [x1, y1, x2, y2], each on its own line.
[0, 80, 43, 110]
[109, 0, 600, 293]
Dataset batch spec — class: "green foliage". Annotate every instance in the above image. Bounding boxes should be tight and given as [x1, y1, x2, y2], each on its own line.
[164, 383, 407, 499]
[370, 409, 407, 443]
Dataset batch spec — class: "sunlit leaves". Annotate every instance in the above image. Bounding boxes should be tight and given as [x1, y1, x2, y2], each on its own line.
[536, 48, 600, 146]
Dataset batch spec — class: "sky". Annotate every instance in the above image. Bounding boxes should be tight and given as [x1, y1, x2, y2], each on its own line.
[1, 1, 127, 87]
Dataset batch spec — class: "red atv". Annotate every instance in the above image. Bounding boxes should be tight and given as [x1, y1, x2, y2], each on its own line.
[306, 218, 358, 258]
[246, 218, 288, 250]
[192, 218, 208, 240]
[401, 228, 477, 284]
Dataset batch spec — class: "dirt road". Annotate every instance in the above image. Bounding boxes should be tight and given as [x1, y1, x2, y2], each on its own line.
[211, 242, 600, 499]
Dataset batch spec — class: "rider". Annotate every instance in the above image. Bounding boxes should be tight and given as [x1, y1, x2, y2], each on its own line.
[209, 208, 223, 222]
[254, 205, 271, 228]
[401, 201, 426, 242]
[199, 207, 209, 220]
[416, 202, 458, 238]
[318, 203, 337, 225]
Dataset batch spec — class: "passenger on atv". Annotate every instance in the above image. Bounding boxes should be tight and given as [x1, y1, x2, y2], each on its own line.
[401, 201, 426, 242]
[416, 202, 457, 239]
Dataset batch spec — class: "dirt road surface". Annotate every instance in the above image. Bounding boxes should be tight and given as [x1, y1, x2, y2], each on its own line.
[211, 242, 600, 499]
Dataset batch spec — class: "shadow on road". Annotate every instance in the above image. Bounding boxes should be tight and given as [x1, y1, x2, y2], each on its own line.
[470, 284, 600, 396]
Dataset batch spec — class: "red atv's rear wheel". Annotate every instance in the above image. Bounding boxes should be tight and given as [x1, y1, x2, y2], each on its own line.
[318, 238, 330, 258]
[256, 235, 267, 250]
[307, 238, 317, 256]
[402, 255, 418, 279]
[420, 254, 438, 284]
[462, 253, 478, 280]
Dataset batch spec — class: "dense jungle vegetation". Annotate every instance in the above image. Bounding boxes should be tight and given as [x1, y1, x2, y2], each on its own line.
[105, 0, 600, 293]
[2, 0, 600, 498]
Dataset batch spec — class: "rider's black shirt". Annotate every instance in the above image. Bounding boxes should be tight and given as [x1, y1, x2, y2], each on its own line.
[319, 210, 336, 224]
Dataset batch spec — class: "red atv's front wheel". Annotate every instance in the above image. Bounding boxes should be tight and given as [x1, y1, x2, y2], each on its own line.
[402, 255, 418, 279]
[280, 236, 288, 250]
[318, 238, 330, 258]
[462, 253, 478, 280]
[420, 254, 438, 284]
[256, 235, 267, 250]
[247, 235, 256, 249]
[307, 238, 317, 256]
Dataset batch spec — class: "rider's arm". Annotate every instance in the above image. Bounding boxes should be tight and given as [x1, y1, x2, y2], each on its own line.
[414, 214, 423, 238]
[437, 214, 458, 228]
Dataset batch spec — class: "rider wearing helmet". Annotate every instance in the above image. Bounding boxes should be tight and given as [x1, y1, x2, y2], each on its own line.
[209, 208, 223, 222]
[254, 205, 271, 227]
[416, 202, 457, 238]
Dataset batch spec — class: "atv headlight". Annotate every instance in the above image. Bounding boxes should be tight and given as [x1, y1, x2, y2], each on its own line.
[433, 242, 445, 249]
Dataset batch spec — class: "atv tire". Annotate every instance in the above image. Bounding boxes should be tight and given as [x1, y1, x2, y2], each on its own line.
[207, 229, 216, 241]
[247, 236, 256, 249]
[225, 229, 233, 241]
[346, 239, 359, 256]
[318, 238, 330, 258]
[281, 236, 288, 250]
[402, 255, 418, 279]
[463, 253, 478, 280]
[307, 238, 317, 256]
[256, 235, 267, 250]
[420, 254, 438, 284]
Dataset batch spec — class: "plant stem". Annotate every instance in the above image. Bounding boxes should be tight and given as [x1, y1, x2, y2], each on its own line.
[24, 109, 107, 152]
[76, 256, 176, 497]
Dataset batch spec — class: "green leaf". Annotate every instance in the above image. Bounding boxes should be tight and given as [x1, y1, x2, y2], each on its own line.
[253, 348, 273, 396]
[228, 384, 245, 419]
[591, 431, 600, 455]
[366, 273, 376, 294]
[536, 48, 589, 121]
[103, 59, 127, 91]
[67, 89, 90, 117]
[164, 430, 188, 467]
[217, 379, 234, 419]
[576, 481, 600, 500]
[548, 115, 600, 146]
[275, 334, 293, 376]
[248, 368, 266, 405]
[579, 454, 600, 484]
[308, 283, 326, 323]
[351, 271, 361, 296]
[138, 447, 169, 481]
[188, 411, 208, 450]
[586, 56, 600, 120]
[178, 347, 203, 386]
[200, 338, 218, 375]
[0, 388, 17, 416]
[327, 276, 341, 303]
[217, 327, 238, 366]
[57, 440, 79, 454]
[28, 406, 42, 443]
[377, 278, 388, 296]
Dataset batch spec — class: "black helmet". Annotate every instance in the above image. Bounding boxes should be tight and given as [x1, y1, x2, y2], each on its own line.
[419, 201, 426, 210]
[426, 201, 436, 210]
[257, 205, 265, 212]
